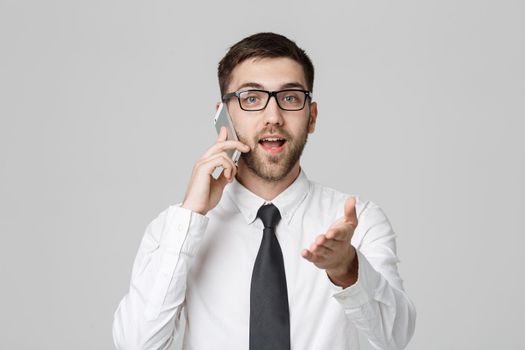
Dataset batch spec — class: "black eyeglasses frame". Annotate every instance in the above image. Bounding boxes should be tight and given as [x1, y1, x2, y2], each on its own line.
[221, 89, 312, 112]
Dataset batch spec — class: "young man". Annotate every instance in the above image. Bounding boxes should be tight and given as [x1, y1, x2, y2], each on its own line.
[113, 32, 416, 350]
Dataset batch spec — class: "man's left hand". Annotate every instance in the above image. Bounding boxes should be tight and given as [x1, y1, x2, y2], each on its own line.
[301, 196, 359, 288]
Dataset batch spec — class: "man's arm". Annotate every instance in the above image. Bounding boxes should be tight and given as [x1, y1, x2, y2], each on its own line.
[112, 205, 208, 350]
[113, 127, 250, 349]
[303, 198, 416, 350]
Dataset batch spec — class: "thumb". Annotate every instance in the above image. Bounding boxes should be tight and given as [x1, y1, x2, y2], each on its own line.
[343, 196, 357, 224]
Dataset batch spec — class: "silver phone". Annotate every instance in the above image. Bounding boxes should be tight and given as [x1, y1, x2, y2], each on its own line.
[213, 102, 241, 178]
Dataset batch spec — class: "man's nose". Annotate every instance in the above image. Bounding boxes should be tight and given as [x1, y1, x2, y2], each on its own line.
[262, 96, 284, 126]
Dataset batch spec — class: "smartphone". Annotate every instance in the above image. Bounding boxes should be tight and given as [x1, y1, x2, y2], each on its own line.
[213, 102, 241, 178]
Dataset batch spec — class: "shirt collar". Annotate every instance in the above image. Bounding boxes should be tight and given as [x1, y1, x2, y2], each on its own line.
[226, 168, 311, 226]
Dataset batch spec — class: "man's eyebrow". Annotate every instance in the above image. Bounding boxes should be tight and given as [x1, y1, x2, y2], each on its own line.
[235, 81, 308, 91]
[236, 82, 265, 91]
[280, 82, 307, 90]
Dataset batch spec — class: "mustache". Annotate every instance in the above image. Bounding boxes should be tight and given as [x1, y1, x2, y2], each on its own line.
[254, 128, 292, 141]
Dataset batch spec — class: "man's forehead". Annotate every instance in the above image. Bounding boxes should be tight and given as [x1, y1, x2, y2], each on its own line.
[227, 57, 307, 91]
[234, 81, 307, 91]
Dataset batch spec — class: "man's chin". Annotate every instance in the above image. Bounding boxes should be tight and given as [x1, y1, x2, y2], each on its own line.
[242, 152, 290, 182]
[254, 168, 290, 182]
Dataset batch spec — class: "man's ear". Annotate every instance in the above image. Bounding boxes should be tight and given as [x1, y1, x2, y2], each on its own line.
[216, 102, 221, 111]
[307, 102, 318, 134]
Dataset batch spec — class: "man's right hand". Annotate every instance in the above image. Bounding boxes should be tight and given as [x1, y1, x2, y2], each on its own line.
[181, 126, 250, 216]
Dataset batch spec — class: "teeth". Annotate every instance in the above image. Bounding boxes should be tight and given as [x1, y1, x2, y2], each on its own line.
[261, 138, 284, 141]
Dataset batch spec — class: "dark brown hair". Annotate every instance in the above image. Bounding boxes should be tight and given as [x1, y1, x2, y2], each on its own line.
[218, 32, 315, 96]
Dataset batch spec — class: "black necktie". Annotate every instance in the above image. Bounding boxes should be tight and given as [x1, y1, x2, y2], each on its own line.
[250, 203, 290, 350]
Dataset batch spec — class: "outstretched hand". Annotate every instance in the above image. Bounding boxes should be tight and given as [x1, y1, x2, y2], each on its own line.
[301, 196, 359, 288]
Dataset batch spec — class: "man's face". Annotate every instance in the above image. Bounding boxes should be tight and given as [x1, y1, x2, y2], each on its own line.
[224, 57, 318, 182]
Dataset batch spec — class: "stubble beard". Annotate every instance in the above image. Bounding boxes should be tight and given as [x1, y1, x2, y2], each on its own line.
[237, 123, 309, 182]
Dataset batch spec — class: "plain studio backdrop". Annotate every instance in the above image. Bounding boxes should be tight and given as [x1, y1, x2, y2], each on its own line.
[1, 1, 523, 349]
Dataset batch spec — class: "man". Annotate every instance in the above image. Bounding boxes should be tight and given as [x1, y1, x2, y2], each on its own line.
[113, 32, 416, 350]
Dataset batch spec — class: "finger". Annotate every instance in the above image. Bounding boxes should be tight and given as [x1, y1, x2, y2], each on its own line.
[301, 248, 323, 263]
[308, 242, 332, 257]
[315, 234, 327, 246]
[198, 153, 237, 179]
[198, 151, 236, 171]
[203, 140, 251, 159]
[325, 227, 347, 241]
[301, 249, 313, 260]
[318, 236, 342, 250]
[216, 170, 230, 187]
[215, 154, 237, 180]
[302, 248, 330, 265]
[343, 196, 358, 225]
[311, 244, 332, 257]
[312, 234, 337, 250]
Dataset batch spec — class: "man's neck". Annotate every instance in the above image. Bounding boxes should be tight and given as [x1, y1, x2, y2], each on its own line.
[235, 160, 301, 202]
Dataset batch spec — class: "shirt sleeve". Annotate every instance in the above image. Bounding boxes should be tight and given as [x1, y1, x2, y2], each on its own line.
[112, 204, 209, 350]
[330, 201, 417, 350]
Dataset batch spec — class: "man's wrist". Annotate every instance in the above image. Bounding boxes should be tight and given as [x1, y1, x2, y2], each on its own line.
[181, 201, 208, 216]
[327, 250, 359, 288]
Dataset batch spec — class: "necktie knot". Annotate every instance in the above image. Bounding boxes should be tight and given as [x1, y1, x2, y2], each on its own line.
[257, 203, 281, 229]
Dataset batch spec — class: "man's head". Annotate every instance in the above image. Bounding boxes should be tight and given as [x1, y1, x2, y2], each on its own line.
[218, 32, 315, 97]
[218, 33, 318, 183]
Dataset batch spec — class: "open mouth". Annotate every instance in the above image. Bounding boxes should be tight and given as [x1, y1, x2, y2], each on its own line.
[258, 137, 287, 154]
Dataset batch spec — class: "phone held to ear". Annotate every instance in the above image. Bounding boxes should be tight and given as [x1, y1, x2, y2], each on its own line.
[213, 102, 241, 179]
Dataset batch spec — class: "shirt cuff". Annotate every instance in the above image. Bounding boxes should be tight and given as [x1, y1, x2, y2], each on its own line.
[330, 249, 382, 308]
[160, 204, 209, 257]
[180, 206, 209, 257]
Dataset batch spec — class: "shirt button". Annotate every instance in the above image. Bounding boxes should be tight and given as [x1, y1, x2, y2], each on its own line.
[177, 224, 184, 232]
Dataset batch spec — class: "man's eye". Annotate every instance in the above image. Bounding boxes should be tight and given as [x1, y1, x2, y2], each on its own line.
[243, 95, 259, 104]
[284, 95, 297, 102]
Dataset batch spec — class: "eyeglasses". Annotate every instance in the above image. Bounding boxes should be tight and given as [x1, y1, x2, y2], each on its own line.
[222, 89, 312, 111]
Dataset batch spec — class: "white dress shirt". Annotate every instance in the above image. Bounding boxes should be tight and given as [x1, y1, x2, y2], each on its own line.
[113, 169, 416, 350]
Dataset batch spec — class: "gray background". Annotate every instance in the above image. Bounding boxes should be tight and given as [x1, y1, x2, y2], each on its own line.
[1, 0, 523, 349]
